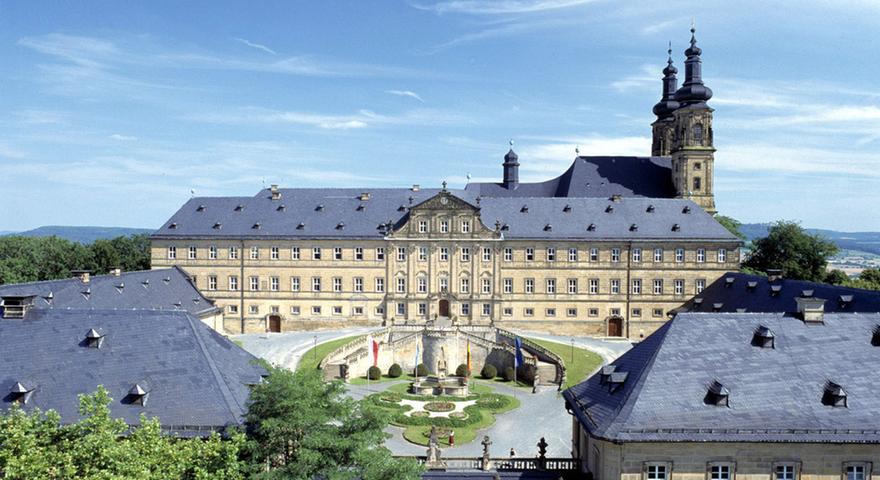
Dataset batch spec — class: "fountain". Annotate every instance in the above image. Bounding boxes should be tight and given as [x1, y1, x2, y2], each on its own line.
[411, 346, 469, 397]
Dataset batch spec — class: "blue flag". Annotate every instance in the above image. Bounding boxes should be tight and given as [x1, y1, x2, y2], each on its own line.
[514, 337, 524, 367]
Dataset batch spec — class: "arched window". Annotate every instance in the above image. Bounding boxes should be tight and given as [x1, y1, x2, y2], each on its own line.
[693, 177, 702, 191]
[693, 123, 704, 144]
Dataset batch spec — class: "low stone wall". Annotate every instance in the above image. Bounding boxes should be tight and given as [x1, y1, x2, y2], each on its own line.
[226, 317, 382, 334]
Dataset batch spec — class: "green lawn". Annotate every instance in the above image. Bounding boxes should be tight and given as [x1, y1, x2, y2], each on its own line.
[525, 338, 603, 389]
[296, 335, 364, 372]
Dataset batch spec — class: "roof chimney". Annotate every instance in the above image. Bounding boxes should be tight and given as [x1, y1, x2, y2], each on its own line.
[767, 268, 783, 282]
[71, 270, 91, 284]
[796, 297, 826, 323]
[270, 184, 281, 200]
[111, 267, 122, 277]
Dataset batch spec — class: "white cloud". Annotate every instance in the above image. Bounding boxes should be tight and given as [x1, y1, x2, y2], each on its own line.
[515, 135, 651, 179]
[717, 143, 880, 178]
[412, 0, 596, 15]
[109, 134, 138, 141]
[186, 107, 473, 130]
[641, 17, 687, 35]
[385, 90, 425, 102]
[233, 37, 277, 55]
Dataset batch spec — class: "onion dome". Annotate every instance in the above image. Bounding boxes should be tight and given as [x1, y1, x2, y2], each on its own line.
[653, 43, 680, 119]
[674, 26, 713, 106]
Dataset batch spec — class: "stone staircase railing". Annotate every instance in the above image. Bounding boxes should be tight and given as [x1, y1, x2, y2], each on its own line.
[495, 328, 566, 387]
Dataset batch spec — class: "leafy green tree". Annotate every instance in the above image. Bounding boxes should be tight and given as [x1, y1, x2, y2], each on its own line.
[244, 365, 422, 480]
[850, 268, 880, 291]
[743, 221, 838, 282]
[714, 214, 746, 240]
[824, 269, 849, 285]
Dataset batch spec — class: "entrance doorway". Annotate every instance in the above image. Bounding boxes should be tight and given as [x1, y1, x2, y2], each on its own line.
[607, 317, 623, 337]
[438, 299, 450, 317]
[268, 315, 282, 333]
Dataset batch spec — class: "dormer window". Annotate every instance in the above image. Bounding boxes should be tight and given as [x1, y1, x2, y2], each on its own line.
[871, 325, 880, 347]
[598, 365, 616, 384]
[607, 371, 628, 393]
[297, 222, 305, 230]
[277, 204, 286, 211]
[646, 205, 655, 213]
[234, 204, 244, 212]
[746, 281, 758, 291]
[9, 381, 36, 404]
[563, 204, 571, 213]
[839, 295, 854, 309]
[521, 205, 529, 213]
[196, 204, 206, 212]
[213, 222, 222, 230]
[168, 222, 178, 229]
[316, 204, 325, 212]
[85, 328, 106, 348]
[252, 222, 261, 230]
[725, 277, 735, 288]
[544, 224, 552, 232]
[605, 205, 614, 213]
[587, 224, 596, 232]
[704, 380, 729, 406]
[671, 224, 681, 232]
[770, 285, 783, 296]
[682, 206, 691, 214]
[126, 383, 150, 406]
[822, 381, 847, 408]
[336, 222, 346, 230]
[629, 224, 638, 232]
[752, 325, 775, 348]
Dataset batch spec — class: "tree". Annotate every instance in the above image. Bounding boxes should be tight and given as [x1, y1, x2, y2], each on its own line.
[743, 221, 838, 282]
[824, 269, 849, 285]
[851, 268, 880, 291]
[714, 214, 746, 240]
[243, 365, 422, 480]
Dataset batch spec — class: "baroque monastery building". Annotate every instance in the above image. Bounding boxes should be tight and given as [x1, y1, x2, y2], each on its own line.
[151, 28, 740, 338]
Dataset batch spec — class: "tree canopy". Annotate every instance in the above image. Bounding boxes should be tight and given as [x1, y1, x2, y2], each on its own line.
[0, 234, 150, 285]
[714, 214, 746, 240]
[743, 220, 839, 282]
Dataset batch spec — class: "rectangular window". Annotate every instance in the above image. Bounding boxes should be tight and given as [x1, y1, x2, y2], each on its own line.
[312, 277, 321, 292]
[503, 307, 513, 316]
[353, 306, 364, 316]
[249, 276, 259, 291]
[709, 464, 732, 480]
[291, 306, 300, 315]
[439, 277, 448, 292]
[590, 247, 599, 262]
[270, 276, 279, 291]
[313, 247, 321, 260]
[228, 276, 238, 291]
[503, 248, 513, 262]
[654, 248, 663, 262]
[696, 278, 706, 294]
[460, 303, 470, 315]
[418, 219, 427, 233]
[653, 279, 663, 295]
[270, 246, 279, 260]
[440, 220, 449, 233]
[547, 247, 556, 262]
[461, 247, 470, 262]
[632, 308, 641, 317]
[675, 248, 685, 262]
[482, 247, 492, 262]
[526, 248, 535, 261]
[397, 247, 406, 262]
[693, 176, 702, 190]
[845, 464, 868, 480]
[774, 464, 796, 480]
[354, 277, 364, 293]
[312, 306, 322, 315]
[291, 247, 300, 260]
[439, 247, 449, 261]
[167, 246, 177, 259]
[546, 278, 556, 294]
[481, 278, 492, 294]
[697, 248, 706, 263]
[418, 303, 427, 316]
[718, 248, 727, 262]
[209, 246, 217, 259]
[397, 277, 407, 293]
[228, 304, 238, 314]
[375, 278, 385, 293]
[418, 276, 428, 293]
[589, 278, 599, 294]
[460, 278, 470, 294]
[229, 246, 238, 259]
[674, 279, 684, 295]
[524, 307, 534, 317]
[250, 246, 259, 260]
[646, 463, 668, 480]
[208, 275, 217, 290]
[333, 306, 343, 315]
[568, 278, 578, 294]
[376, 247, 385, 261]
[631, 279, 642, 295]
[546, 308, 556, 317]
[461, 220, 470, 233]
[653, 308, 664, 317]
[334, 247, 343, 260]
[611, 248, 621, 263]
[419, 246, 428, 261]
[567, 308, 577, 317]
[355, 247, 364, 261]
[610, 279, 621, 294]
[376, 306, 385, 316]
[588, 308, 599, 317]
[632, 248, 641, 262]
[568, 248, 578, 262]
[333, 277, 342, 293]
[291, 277, 300, 292]
[503, 278, 513, 294]
[525, 278, 535, 294]
[482, 303, 491, 316]
[249, 305, 259, 315]
[188, 246, 197, 260]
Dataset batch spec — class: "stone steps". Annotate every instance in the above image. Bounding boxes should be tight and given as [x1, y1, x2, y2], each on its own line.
[535, 361, 559, 386]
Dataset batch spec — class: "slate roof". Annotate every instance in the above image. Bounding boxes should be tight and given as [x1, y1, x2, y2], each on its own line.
[0, 308, 264, 436]
[153, 188, 736, 242]
[563, 311, 880, 443]
[0, 267, 218, 318]
[466, 156, 675, 198]
[677, 272, 880, 314]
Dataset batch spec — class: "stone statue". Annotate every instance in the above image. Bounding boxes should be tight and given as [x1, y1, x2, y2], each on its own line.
[437, 347, 447, 377]
[425, 426, 446, 469]
[480, 435, 493, 471]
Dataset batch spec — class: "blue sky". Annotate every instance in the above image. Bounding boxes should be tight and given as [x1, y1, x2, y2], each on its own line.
[1, 0, 878, 232]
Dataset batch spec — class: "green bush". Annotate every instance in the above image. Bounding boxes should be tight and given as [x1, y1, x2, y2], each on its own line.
[503, 366, 516, 382]
[455, 364, 469, 377]
[388, 363, 403, 378]
[367, 366, 381, 380]
[480, 364, 497, 379]
[416, 363, 429, 377]
[519, 364, 537, 383]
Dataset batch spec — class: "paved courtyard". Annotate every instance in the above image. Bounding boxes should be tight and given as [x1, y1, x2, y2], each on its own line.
[233, 327, 634, 458]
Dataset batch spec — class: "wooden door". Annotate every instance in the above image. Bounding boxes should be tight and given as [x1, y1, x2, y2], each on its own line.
[268, 315, 281, 333]
[439, 300, 450, 317]
[607, 317, 623, 337]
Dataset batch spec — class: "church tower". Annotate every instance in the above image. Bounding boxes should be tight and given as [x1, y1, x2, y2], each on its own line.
[671, 26, 716, 214]
[651, 44, 680, 156]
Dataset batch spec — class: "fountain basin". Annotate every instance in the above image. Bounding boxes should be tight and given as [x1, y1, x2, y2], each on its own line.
[411, 375, 469, 397]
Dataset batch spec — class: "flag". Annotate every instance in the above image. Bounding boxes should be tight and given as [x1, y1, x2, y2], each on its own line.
[366, 335, 373, 366]
[371, 338, 380, 367]
[514, 337, 524, 368]
[467, 340, 472, 373]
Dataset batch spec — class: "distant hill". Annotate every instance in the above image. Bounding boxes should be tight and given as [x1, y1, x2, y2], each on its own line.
[3, 226, 154, 244]
[741, 223, 880, 256]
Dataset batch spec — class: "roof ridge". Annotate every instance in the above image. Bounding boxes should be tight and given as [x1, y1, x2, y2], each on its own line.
[182, 312, 245, 422]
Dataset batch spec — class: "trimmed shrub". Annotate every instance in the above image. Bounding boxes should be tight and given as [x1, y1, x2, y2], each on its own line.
[416, 363, 429, 377]
[480, 364, 497, 380]
[367, 366, 382, 380]
[388, 363, 403, 378]
[503, 366, 516, 382]
[519, 364, 537, 383]
[455, 363, 469, 377]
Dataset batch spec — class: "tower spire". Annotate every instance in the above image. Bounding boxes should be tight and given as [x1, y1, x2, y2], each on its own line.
[502, 139, 520, 190]
[653, 41, 680, 120]
[674, 23, 712, 106]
